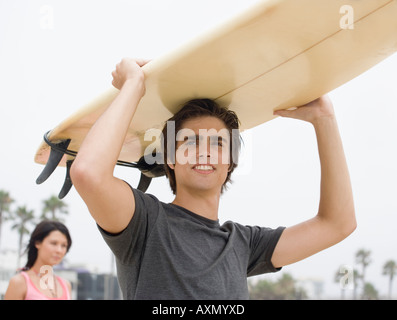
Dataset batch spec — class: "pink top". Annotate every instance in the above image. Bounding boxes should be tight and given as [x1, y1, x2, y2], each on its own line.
[21, 271, 71, 300]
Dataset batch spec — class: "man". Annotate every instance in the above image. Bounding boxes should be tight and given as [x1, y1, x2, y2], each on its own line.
[70, 58, 356, 299]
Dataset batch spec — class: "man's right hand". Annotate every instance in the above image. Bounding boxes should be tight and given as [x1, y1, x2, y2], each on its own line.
[111, 58, 150, 94]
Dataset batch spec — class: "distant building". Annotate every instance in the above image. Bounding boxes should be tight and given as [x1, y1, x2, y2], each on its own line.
[76, 271, 120, 300]
[54, 264, 122, 300]
[296, 277, 324, 299]
[0, 249, 20, 299]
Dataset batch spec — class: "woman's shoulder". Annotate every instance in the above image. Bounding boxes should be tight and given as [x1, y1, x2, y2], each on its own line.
[9, 272, 27, 285]
[58, 276, 72, 290]
[4, 272, 27, 300]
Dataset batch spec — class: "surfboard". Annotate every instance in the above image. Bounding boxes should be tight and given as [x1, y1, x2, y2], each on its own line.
[34, 0, 397, 198]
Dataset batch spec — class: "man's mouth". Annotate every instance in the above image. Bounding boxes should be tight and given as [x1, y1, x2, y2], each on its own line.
[193, 165, 215, 172]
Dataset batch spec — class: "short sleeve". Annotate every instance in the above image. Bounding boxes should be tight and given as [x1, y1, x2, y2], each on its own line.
[97, 185, 161, 265]
[246, 226, 285, 276]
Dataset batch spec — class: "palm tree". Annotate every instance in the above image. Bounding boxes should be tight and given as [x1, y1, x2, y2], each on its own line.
[10, 206, 35, 268]
[334, 266, 351, 300]
[362, 282, 378, 300]
[355, 248, 371, 297]
[275, 273, 297, 299]
[382, 260, 396, 299]
[0, 190, 14, 250]
[41, 195, 68, 222]
[352, 269, 360, 300]
[248, 278, 277, 300]
[334, 268, 345, 300]
[334, 265, 359, 299]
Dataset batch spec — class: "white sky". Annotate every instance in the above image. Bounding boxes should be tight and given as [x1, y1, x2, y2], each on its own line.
[1, 0, 396, 299]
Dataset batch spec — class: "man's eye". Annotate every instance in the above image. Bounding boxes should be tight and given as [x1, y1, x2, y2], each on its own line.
[210, 141, 223, 147]
[185, 139, 197, 146]
[210, 139, 226, 147]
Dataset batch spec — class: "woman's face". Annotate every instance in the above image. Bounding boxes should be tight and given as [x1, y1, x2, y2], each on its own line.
[35, 230, 69, 266]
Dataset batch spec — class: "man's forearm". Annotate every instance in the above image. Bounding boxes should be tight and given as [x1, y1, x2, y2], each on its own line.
[74, 78, 144, 177]
[271, 97, 356, 268]
[313, 116, 356, 229]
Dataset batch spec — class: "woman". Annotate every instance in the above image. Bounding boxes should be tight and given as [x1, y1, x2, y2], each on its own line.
[5, 220, 72, 300]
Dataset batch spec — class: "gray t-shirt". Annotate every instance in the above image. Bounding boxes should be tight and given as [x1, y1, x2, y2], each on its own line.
[98, 186, 285, 300]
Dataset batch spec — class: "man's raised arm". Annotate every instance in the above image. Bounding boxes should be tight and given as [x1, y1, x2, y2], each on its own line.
[271, 96, 357, 268]
[70, 58, 149, 234]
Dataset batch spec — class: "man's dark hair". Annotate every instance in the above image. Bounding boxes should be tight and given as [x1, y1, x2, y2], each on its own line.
[161, 99, 241, 195]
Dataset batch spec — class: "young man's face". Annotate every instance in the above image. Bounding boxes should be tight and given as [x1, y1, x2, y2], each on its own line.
[169, 116, 231, 195]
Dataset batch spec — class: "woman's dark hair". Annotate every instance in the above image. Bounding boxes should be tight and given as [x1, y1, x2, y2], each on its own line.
[161, 99, 241, 195]
[23, 220, 72, 270]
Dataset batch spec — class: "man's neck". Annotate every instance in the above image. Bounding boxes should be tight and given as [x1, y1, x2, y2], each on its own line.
[172, 189, 221, 221]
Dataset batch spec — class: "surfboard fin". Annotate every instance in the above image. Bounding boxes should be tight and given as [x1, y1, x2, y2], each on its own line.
[36, 139, 71, 184]
[37, 132, 166, 196]
[58, 160, 74, 199]
[135, 154, 165, 192]
[136, 155, 166, 178]
[136, 174, 152, 193]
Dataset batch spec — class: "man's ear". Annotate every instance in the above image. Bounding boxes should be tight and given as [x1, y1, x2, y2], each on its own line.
[167, 157, 175, 170]
[167, 162, 175, 170]
[165, 149, 175, 170]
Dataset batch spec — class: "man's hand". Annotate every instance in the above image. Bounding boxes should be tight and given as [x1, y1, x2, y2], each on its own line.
[111, 58, 150, 94]
[270, 94, 356, 268]
[273, 95, 334, 126]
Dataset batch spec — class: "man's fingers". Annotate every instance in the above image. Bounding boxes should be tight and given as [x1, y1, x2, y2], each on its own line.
[136, 58, 151, 67]
[124, 58, 151, 67]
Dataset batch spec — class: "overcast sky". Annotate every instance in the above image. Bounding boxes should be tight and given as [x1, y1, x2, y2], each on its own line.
[1, 0, 396, 298]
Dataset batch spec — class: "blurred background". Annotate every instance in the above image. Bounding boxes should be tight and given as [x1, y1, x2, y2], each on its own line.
[1, 0, 396, 299]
